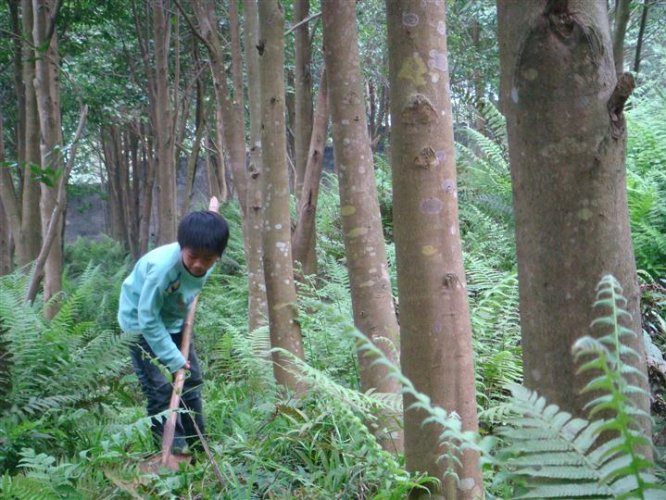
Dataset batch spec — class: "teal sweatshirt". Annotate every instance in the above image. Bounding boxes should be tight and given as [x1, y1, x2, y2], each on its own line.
[118, 242, 214, 372]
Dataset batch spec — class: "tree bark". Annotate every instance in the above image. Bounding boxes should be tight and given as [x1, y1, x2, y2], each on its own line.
[612, 0, 632, 75]
[497, 0, 652, 451]
[151, 0, 178, 244]
[189, 0, 247, 214]
[243, 0, 268, 333]
[258, 0, 306, 392]
[386, 1, 482, 494]
[0, 115, 13, 276]
[322, 0, 403, 453]
[181, 60, 206, 217]
[633, 0, 650, 73]
[32, 0, 64, 315]
[293, 0, 314, 201]
[291, 68, 329, 278]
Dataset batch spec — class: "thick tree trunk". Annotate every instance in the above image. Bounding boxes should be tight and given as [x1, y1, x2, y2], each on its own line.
[386, 1, 482, 494]
[322, 0, 403, 453]
[243, 0, 268, 333]
[258, 0, 306, 391]
[32, 0, 64, 315]
[291, 68, 329, 277]
[293, 0, 314, 201]
[612, 0, 631, 75]
[152, 0, 178, 244]
[497, 0, 652, 450]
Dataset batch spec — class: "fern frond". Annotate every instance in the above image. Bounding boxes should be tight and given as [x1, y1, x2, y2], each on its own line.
[495, 276, 663, 498]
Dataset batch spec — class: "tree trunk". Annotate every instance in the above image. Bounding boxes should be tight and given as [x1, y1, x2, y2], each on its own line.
[291, 68, 329, 278]
[32, 0, 64, 315]
[0, 115, 13, 276]
[243, 0, 268, 334]
[258, 0, 306, 392]
[138, 126, 156, 257]
[190, 0, 247, 214]
[181, 64, 205, 217]
[386, 1, 482, 494]
[322, 0, 403, 453]
[497, 0, 652, 451]
[293, 0, 314, 201]
[151, 0, 178, 244]
[633, 0, 650, 73]
[612, 0, 631, 75]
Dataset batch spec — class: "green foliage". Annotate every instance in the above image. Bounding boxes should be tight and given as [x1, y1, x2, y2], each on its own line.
[626, 89, 666, 277]
[0, 268, 137, 473]
[493, 276, 663, 498]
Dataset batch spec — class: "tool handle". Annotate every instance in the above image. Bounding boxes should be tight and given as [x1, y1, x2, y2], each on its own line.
[161, 197, 218, 465]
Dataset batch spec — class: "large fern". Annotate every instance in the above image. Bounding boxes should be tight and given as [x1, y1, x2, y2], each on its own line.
[493, 275, 663, 498]
[0, 267, 137, 471]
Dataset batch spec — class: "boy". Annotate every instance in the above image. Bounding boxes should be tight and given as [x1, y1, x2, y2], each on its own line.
[118, 210, 229, 455]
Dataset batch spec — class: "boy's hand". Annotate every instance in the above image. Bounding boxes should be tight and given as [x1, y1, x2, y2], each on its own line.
[183, 360, 191, 370]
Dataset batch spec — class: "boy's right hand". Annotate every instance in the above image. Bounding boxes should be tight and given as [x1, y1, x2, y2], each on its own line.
[183, 360, 191, 370]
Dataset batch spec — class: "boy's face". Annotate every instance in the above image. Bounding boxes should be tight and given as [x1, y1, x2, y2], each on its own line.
[181, 248, 219, 277]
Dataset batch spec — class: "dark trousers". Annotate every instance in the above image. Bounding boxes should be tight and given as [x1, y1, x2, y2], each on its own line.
[130, 332, 205, 453]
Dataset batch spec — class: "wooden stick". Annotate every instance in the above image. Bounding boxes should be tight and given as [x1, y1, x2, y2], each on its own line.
[160, 196, 218, 466]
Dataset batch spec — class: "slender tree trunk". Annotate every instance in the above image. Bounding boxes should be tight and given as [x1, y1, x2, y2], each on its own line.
[139, 126, 156, 257]
[633, 0, 650, 73]
[258, 0, 306, 391]
[101, 127, 126, 243]
[293, 0, 314, 201]
[182, 65, 205, 217]
[0, 116, 13, 276]
[612, 0, 632, 75]
[10, 0, 24, 166]
[243, 0, 268, 333]
[152, 0, 178, 244]
[19, 0, 42, 265]
[292, 68, 329, 277]
[190, 0, 247, 214]
[32, 0, 64, 314]
[322, 0, 403, 453]
[497, 0, 652, 452]
[386, 0, 482, 494]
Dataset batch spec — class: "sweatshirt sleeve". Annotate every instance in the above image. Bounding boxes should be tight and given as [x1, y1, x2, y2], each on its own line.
[137, 277, 186, 372]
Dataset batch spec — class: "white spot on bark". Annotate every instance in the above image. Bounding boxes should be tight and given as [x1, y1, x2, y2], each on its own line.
[276, 241, 289, 255]
[532, 369, 541, 381]
[284, 279, 290, 285]
[343, 138, 350, 145]
[341, 119, 350, 125]
[450, 225, 457, 235]
[431, 73, 440, 83]
[428, 50, 448, 73]
[511, 87, 519, 103]
[360, 280, 375, 288]
[460, 478, 476, 491]
[437, 21, 446, 35]
[275, 224, 282, 230]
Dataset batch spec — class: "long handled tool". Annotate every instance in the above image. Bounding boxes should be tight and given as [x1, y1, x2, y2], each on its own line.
[159, 197, 219, 470]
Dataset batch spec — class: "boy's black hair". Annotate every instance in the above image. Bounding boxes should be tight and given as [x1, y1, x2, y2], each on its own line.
[177, 211, 229, 256]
